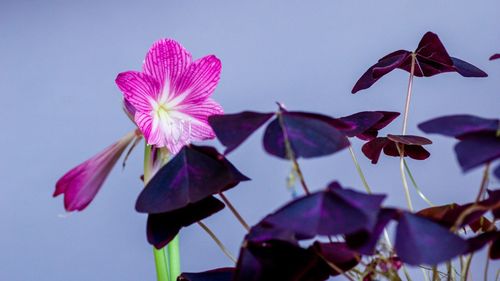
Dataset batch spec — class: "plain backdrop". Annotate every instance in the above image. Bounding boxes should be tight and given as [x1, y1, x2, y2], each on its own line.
[0, 1, 499, 280]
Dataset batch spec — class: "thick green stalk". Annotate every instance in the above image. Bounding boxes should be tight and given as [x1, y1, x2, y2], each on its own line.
[144, 145, 171, 281]
[167, 236, 181, 280]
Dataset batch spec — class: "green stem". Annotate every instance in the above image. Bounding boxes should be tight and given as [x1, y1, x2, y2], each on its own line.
[167, 236, 181, 280]
[348, 145, 372, 193]
[153, 248, 170, 281]
[144, 145, 174, 281]
[403, 159, 434, 206]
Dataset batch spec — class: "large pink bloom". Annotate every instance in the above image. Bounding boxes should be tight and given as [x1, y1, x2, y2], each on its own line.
[54, 131, 138, 211]
[116, 39, 224, 153]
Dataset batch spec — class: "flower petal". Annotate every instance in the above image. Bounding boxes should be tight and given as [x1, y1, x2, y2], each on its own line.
[54, 131, 136, 211]
[143, 39, 192, 95]
[177, 98, 224, 140]
[116, 71, 160, 112]
[174, 55, 222, 104]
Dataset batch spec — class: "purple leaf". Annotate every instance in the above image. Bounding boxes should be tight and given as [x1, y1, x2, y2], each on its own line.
[490, 54, 500, 61]
[352, 32, 487, 93]
[346, 208, 400, 255]
[234, 240, 330, 281]
[136, 145, 249, 214]
[362, 136, 431, 164]
[263, 184, 384, 238]
[178, 268, 234, 281]
[352, 50, 411, 93]
[418, 114, 499, 138]
[310, 242, 360, 275]
[466, 231, 500, 258]
[208, 111, 274, 154]
[455, 135, 500, 172]
[451, 57, 488, 77]
[395, 212, 468, 265]
[495, 164, 500, 180]
[263, 111, 350, 159]
[147, 196, 225, 249]
[339, 111, 385, 139]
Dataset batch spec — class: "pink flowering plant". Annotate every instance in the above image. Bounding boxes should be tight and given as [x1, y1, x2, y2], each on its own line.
[55, 33, 499, 281]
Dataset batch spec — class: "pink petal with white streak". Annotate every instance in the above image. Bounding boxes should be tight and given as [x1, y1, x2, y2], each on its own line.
[54, 131, 137, 211]
[143, 39, 192, 94]
[178, 98, 224, 140]
[174, 55, 222, 104]
[116, 71, 160, 113]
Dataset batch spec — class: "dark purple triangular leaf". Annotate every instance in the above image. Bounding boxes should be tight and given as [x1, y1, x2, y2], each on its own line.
[234, 240, 330, 281]
[489, 54, 500, 61]
[346, 208, 400, 255]
[362, 136, 431, 164]
[263, 111, 350, 159]
[352, 50, 411, 93]
[310, 242, 359, 276]
[454, 135, 500, 172]
[451, 57, 488, 77]
[352, 32, 486, 93]
[147, 196, 225, 249]
[387, 134, 432, 145]
[466, 231, 500, 257]
[419, 115, 498, 138]
[339, 111, 385, 138]
[208, 111, 274, 154]
[395, 212, 468, 265]
[494, 164, 500, 180]
[136, 145, 249, 214]
[263, 184, 384, 238]
[246, 221, 300, 245]
[178, 268, 235, 281]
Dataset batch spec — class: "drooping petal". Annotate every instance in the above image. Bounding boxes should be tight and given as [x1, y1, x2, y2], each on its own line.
[173, 55, 222, 104]
[147, 196, 225, 249]
[136, 145, 249, 214]
[418, 114, 499, 138]
[178, 268, 235, 281]
[54, 131, 137, 211]
[395, 212, 468, 265]
[352, 50, 411, 93]
[208, 111, 275, 154]
[143, 39, 192, 94]
[115, 71, 161, 112]
[263, 111, 350, 159]
[490, 54, 500, 61]
[454, 135, 500, 172]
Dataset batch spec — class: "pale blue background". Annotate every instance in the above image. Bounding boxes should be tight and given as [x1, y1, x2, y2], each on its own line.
[0, 1, 499, 280]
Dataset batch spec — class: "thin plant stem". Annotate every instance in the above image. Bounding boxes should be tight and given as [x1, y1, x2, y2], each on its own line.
[475, 162, 490, 202]
[348, 145, 372, 193]
[484, 256, 490, 281]
[404, 159, 434, 206]
[197, 221, 236, 263]
[461, 254, 473, 281]
[144, 144, 170, 281]
[402, 53, 416, 136]
[219, 192, 250, 231]
[277, 111, 310, 194]
[398, 145, 414, 211]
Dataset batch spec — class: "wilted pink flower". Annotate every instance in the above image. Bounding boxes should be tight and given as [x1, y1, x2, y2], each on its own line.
[54, 130, 138, 211]
[116, 39, 224, 153]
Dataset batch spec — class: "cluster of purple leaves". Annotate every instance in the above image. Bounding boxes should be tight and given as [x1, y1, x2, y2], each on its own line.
[133, 31, 499, 280]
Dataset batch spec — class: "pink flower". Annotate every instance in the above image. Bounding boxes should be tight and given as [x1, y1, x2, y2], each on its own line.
[54, 131, 138, 211]
[116, 39, 224, 153]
